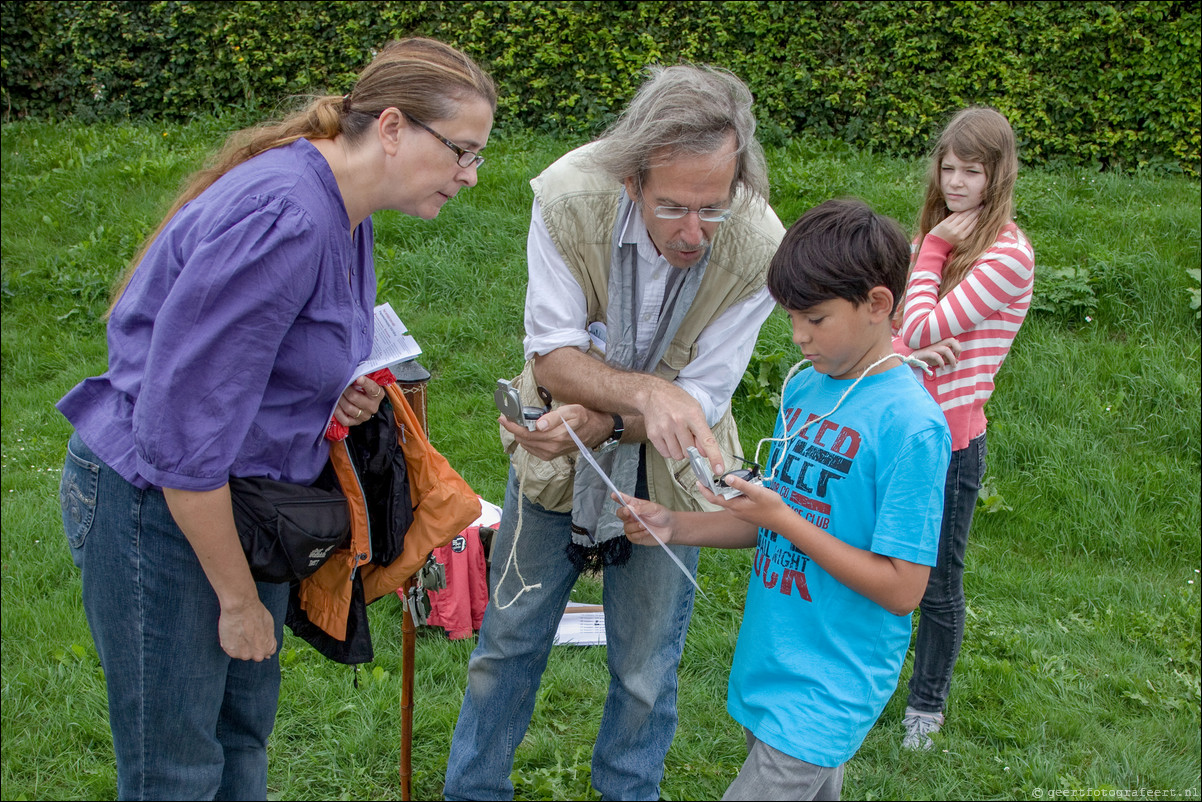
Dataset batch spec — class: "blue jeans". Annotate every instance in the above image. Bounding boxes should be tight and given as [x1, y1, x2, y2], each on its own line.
[60, 433, 288, 801]
[444, 467, 699, 801]
[907, 433, 986, 714]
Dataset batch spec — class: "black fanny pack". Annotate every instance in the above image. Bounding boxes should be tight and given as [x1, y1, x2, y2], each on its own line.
[230, 468, 349, 584]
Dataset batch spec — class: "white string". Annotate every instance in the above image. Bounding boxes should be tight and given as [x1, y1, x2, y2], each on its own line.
[492, 451, 544, 610]
[755, 353, 932, 481]
[561, 420, 704, 597]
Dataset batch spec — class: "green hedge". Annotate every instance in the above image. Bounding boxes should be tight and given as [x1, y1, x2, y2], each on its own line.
[3, 1, 1198, 174]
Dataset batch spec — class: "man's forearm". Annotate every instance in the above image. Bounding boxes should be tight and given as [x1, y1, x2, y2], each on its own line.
[532, 346, 722, 465]
[533, 348, 660, 415]
[532, 348, 652, 440]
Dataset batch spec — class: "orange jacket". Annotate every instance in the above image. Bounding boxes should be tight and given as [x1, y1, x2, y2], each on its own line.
[296, 382, 480, 642]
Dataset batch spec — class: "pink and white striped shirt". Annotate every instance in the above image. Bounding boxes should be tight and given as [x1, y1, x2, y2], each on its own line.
[894, 222, 1035, 451]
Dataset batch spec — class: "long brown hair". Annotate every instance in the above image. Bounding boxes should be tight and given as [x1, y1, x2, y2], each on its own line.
[107, 37, 496, 314]
[915, 106, 1018, 297]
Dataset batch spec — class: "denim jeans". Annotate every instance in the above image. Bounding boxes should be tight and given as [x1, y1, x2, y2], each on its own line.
[60, 432, 288, 801]
[907, 433, 986, 714]
[444, 467, 699, 801]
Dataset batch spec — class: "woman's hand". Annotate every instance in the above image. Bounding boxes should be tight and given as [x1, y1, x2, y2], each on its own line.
[911, 337, 962, 370]
[163, 485, 277, 662]
[217, 598, 278, 662]
[335, 375, 386, 427]
[930, 207, 981, 247]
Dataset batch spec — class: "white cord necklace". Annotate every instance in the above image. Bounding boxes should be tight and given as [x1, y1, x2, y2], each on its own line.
[493, 351, 931, 608]
[755, 352, 932, 482]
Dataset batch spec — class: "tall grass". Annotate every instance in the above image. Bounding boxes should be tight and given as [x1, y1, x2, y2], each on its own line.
[2, 118, 1198, 801]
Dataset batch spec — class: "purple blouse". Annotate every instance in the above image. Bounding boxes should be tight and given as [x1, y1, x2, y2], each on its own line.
[58, 139, 376, 491]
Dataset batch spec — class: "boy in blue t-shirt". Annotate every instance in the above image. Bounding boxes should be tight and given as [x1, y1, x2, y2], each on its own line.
[619, 198, 951, 801]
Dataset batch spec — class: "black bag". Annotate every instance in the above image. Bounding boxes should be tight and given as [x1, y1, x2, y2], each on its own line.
[284, 395, 415, 666]
[230, 464, 349, 584]
[345, 394, 412, 566]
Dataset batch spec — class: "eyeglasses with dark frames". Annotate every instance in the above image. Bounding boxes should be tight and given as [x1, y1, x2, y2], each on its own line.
[403, 113, 485, 169]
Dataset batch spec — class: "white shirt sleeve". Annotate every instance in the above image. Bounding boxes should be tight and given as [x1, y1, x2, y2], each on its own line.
[522, 198, 776, 427]
[676, 284, 776, 425]
[523, 199, 591, 359]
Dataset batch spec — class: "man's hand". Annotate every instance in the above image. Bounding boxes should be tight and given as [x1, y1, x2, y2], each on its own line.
[637, 381, 724, 473]
[501, 404, 610, 461]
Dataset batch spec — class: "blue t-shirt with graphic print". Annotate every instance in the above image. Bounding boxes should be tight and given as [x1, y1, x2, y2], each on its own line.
[727, 363, 950, 767]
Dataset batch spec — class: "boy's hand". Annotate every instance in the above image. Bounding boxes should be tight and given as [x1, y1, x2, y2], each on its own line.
[702, 473, 791, 533]
[614, 492, 675, 546]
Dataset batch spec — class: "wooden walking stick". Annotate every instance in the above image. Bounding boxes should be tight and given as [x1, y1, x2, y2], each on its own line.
[400, 573, 417, 801]
[395, 361, 431, 802]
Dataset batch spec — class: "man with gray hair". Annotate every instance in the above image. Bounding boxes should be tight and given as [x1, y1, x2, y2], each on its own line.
[445, 65, 784, 801]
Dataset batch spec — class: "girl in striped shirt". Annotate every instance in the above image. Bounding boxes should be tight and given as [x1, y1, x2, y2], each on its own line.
[893, 107, 1035, 750]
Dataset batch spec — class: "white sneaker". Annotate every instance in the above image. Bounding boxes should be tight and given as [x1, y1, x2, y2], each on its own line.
[902, 706, 944, 751]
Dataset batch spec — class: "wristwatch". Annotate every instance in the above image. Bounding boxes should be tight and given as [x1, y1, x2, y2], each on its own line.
[595, 413, 624, 454]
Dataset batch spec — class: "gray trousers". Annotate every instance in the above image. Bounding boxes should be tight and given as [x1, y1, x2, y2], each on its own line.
[722, 728, 845, 801]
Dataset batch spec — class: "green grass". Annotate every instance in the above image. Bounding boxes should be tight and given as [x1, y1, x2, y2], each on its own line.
[2, 117, 1199, 801]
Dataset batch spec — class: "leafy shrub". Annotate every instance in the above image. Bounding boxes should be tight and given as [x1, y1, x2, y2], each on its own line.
[1031, 264, 1104, 322]
[2, 1, 1198, 175]
[738, 348, 794, 413]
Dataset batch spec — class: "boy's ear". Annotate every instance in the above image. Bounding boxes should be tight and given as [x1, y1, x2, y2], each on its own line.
[866, 286, 895, 322]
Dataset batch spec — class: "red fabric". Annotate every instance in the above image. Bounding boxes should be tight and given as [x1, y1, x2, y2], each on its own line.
[325, 368, 397, 442]
[423, 524, 489, 640]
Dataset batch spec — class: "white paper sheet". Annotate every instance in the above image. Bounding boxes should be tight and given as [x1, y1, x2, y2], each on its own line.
[553, 602, 606, 646]
[355, 302, 422, 375]
[561, 419, 703, 596]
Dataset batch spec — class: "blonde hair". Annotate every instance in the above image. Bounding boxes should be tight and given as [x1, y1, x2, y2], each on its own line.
[108, 38, 496, 313]
[916, 106, 1018, 296]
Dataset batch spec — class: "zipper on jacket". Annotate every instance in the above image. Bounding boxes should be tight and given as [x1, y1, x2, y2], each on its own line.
[339, 438, 372, 576]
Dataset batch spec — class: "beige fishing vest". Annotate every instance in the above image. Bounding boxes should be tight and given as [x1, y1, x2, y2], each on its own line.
[504, 143, 784, 513]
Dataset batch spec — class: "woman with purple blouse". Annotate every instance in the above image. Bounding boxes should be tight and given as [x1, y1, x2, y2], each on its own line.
[55, 39, 495, 800]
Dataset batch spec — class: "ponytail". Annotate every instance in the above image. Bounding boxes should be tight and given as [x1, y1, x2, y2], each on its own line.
[108, 38, 495, 315]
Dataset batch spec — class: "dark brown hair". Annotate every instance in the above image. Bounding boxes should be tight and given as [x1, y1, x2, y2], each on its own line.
[768, 198, 909, 313]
